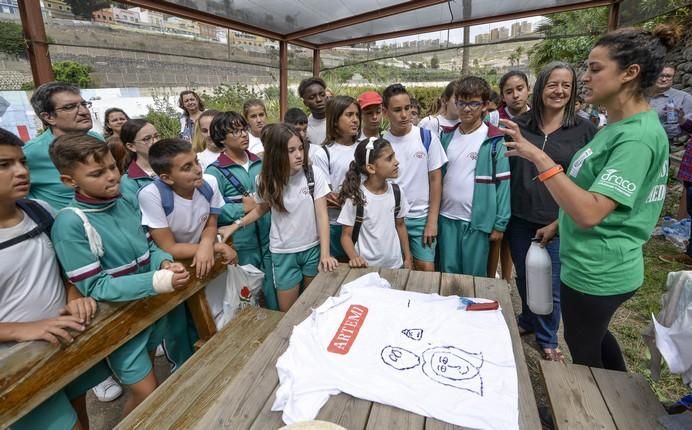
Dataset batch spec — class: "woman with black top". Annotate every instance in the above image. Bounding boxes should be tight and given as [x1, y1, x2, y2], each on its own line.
[507, 62, 597, 361]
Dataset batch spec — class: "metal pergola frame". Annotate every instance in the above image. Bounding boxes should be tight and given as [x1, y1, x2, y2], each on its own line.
[19, 0, 620, 117]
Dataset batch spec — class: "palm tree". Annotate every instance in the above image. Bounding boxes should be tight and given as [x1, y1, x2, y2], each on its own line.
[507, 53, 518, 67]
[515, 46, 524, 65]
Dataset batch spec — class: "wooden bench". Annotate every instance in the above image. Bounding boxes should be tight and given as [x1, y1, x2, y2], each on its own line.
[116, 306, 283, 429]
[0, 259, 226, 428]
[185, 266, 541, 429]
[541, 361, 667, 429]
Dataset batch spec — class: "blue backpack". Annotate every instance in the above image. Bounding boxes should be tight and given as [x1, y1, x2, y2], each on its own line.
[0, 200, 54, 250]
[419, 127, 432, 153]
[153, 179, 214, 216]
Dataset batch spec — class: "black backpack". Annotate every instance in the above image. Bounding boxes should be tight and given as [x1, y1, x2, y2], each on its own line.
[351, 183, 401, 245]
[0, 200, 54, 250]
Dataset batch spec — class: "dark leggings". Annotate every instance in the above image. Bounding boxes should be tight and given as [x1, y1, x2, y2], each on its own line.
[560, 283, 635, 371]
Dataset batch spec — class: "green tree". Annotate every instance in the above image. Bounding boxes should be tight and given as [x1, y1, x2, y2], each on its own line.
[430, 55, 440, 69]
[507, 53, 518, 67]
[65, 0, 110, 19]
[528, 7, 608, 73]
[52, 61, 94, 88]
[145, 96, 180, 139]
[0, 21, 25, 58]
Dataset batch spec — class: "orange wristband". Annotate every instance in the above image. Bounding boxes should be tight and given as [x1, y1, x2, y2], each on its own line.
[538, 164, 564, 182]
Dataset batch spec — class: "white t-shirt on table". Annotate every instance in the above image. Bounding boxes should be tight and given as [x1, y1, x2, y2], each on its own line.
[0, 201, 65, 327]
[272, 273, 518, 429]
[382, 125, 447, 219]
[248, 134, 264, 155]
[337, 183, 410, 268]
[307, 115, 326, 146]
[138, 174, 225, 244]
[197, 149, 221, 171]
[440, 124, 487, 221]
[256, 167, 330, 253]
[312, 141, 358, 224]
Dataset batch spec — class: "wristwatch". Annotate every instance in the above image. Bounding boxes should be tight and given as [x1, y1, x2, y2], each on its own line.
[234, 218, 245, 228]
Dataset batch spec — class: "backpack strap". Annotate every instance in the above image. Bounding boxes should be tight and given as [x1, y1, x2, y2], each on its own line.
[304, 165, 315, 200]
[351, 183, 401, 246]
[351, 202, 365, 245]
[491, 138, 499, 183]
[212, 165, 249, 197]
[0, 200, 54, 251]
[392, 183, 401, 218]
[153, 179, 175, 217]
[419, 127, 432, 153]
[153, 178, 215, 216]
[322, 145, 331, 174]
[198, 180, 214, 204]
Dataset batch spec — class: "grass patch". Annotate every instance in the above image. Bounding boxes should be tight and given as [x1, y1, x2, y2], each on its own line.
[610, 234, 689, 403]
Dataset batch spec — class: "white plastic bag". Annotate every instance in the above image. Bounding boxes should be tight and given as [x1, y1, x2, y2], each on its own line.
[218, 264, 264, 327]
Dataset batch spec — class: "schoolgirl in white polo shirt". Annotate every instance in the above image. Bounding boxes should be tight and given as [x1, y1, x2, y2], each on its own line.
[337, 137, 412, 269]
[312, 95, 362, 260]
[222, 123, 338, 312]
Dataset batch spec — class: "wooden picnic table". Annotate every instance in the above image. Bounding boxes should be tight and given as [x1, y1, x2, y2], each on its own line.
[134, 266, 540, 430]
[541, 361, 667, 430]
[0, 259, 224, 428]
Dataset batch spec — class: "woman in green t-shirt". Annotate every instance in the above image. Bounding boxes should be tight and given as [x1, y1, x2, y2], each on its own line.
[500, 24, 680, 371]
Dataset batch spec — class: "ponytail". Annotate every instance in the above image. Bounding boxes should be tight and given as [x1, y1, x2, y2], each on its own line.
[340, 159, 366, 207]
[338, 137, 393, 207]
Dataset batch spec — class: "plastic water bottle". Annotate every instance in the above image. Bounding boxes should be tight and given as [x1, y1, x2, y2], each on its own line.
[525, 240, 553, 315]
[666, 100, 678, 125]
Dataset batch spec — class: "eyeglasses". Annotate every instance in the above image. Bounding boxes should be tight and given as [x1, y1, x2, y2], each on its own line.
[54, 101, 92, 113]
[456, 100, 484, 110]
[658, 74, 674, 79]
[228, 126, 250, 137]
[136, 133, 160, 144]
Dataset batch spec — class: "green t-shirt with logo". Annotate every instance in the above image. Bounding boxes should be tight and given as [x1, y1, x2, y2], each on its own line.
[559, 110, 668, 296]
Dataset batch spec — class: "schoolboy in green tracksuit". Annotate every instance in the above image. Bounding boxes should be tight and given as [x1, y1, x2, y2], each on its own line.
[438, 77, 510, 276]
[48, 134, 191, 415]
[205, 111, 277, 310]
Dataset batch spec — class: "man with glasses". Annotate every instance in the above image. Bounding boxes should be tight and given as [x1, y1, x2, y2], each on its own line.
[24, 82, 104, 210]
[648, 64, 692, 147]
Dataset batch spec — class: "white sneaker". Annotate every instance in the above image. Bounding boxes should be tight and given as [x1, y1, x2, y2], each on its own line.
[92, 376, 123, 402]
[155, 344, 165, 357]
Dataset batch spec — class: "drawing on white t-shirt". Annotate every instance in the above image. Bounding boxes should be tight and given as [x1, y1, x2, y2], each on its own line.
[422, 346, 484, 395]
[381, 342, 484, 396]
[401, 328, 423, 341]
[381, 345, 420, 370]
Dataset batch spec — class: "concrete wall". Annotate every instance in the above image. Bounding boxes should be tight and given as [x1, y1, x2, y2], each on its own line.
[0, 19, 311, 89]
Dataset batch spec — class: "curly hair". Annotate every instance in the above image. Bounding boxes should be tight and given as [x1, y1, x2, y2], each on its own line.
[103, 107, 129, 138]
[178, 90, 205, 116]
[298, 77, 326, 98]
[339, 137, 392, 207]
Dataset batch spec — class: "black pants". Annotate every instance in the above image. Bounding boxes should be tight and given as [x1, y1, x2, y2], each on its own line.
[560, 283, 635, 370]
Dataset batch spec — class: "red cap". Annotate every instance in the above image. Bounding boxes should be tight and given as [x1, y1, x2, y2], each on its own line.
[358, 91, 383, 109]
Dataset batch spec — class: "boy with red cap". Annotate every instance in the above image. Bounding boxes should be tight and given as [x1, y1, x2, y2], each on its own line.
[358, 91, 383, 140]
